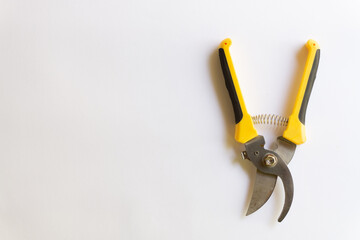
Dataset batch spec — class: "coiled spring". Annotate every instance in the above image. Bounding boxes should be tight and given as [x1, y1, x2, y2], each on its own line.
[252, 114, 288, 127]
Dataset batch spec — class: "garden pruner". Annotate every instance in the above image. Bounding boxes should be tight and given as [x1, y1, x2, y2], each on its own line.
[218, 38, 320, 222]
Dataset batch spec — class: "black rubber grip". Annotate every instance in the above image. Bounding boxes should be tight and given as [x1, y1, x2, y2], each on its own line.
[219, 48, 243, 123]
[298, 49, 320, 124]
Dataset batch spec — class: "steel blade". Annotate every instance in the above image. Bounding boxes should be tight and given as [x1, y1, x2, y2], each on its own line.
[246, 170, 277, 216]
[277, 164, 294, 222]
[245, 136, 297, 218]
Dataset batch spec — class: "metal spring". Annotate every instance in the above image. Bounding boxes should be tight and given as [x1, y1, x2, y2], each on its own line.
[251, 114, 289, 127]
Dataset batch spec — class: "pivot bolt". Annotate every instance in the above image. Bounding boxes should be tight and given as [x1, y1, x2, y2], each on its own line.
[263, 154, 278, 168]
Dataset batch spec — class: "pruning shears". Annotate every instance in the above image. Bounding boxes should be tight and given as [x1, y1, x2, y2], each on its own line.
[218, 38, 320, 222]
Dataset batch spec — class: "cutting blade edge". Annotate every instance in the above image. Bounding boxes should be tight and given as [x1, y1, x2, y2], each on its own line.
[246, 170, 277, 216]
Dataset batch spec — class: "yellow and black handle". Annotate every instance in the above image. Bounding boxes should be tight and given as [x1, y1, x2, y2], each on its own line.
[218, 38, 258, 144]
[283, 40, 320, 145]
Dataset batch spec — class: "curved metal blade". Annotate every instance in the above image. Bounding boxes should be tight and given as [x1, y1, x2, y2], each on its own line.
[246, 137, 296, 216]
[246, 170, 277, 216]
[276, 164, 294, 222]
[244, 136, 296, 221]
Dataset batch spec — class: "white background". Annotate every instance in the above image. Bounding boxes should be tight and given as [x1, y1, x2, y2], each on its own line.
[0, 0, 359, 239]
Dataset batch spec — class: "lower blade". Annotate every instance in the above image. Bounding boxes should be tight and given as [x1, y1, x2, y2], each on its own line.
[246, 170, 277, 216]
[277, 167, 294, 222]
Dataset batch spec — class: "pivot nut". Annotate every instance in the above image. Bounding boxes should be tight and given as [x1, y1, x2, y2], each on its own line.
[263, 154, 278, 168]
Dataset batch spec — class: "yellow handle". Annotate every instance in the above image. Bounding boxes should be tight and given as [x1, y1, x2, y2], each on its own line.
[219, 38, 258, 143]
[283, 40, 320, 145]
